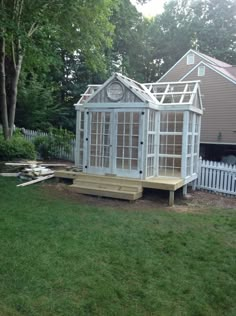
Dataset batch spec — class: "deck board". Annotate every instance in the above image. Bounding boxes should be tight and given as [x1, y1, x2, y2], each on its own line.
[55, 171, 184, 191]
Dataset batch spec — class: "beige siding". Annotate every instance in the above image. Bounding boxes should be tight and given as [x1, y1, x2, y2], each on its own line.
[159, 53, 203, 82]
[185, 67, 236, 144]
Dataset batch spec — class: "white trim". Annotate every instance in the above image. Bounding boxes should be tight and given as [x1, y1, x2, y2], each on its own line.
[201, 141, 236, 145]
[183, 173, 198, 185]
[144, 80, 200, 85]
[83, 74, 117, 104]
[158, 48, 234, 83]
[158, 49, 195, 82]
[180, 61, 236, 85]
[181, 111, 189, 178]
[83, 73, 157, 105]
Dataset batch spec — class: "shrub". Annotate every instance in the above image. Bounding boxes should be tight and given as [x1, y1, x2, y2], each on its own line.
[34, 128, 74, 160]
[0, 133, 36, 161]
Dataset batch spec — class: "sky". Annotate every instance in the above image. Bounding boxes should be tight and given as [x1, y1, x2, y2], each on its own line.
[130, 0, 167, 17]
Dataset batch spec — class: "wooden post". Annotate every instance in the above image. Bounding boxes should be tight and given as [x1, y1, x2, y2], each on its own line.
[192, 179, 197, 191]
[182, 184, 187, 196]
[169, 190, 175, 206]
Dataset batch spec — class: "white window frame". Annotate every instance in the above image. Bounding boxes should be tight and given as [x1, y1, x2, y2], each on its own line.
[187, 53, 195, 65]
[198, 65, 205, 76]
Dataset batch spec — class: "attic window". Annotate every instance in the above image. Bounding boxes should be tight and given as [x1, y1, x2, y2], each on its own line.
[198, 65, 205, 76]
[187, 53, 194, 65]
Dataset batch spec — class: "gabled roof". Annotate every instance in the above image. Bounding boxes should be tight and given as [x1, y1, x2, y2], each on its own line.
[194, 50, 232, 68]
[158, 48, 236, 84]
[115, 73, 157, 103]
[76, 73, 202, 113]
[76, 72, 157, 106]
[180, 61, 236, 84]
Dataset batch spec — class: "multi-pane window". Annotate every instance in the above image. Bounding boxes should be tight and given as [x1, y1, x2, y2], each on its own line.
[116, 112, 140, 171]
[193, 115, 200, 173]
[146, 110, 156, 177]
[159, 112, 183, 177]
[187, 53, 194, 65]
[78, 111, 84, 167]
[90, 112, 111, 169]
[198, 65, 205, 76]
[186, 113, 201, 176]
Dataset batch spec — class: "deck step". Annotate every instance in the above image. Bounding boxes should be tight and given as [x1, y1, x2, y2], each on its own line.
[73, 173, 141, 186]
[70, 184, 143, 201]
[73, 179, 142, 193]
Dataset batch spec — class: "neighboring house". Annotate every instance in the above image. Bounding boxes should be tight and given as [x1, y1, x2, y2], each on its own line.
[158, 49, 236, 161]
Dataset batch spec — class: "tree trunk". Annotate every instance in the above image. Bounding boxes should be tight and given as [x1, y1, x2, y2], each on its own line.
[0, 36, 10, 140]
[9, 53, 23, 137]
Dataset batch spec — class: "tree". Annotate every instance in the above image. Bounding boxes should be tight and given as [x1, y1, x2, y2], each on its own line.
[153, 0, 236, 78]
[0, 0, 117, 140]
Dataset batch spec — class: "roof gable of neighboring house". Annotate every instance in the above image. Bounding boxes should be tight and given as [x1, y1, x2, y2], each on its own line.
[158, 49, 236, 85]
[180, 61, 236, 85]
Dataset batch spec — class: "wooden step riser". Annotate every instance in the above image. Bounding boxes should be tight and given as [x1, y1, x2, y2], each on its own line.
[70, 186, 142, 201]
[73, 180, 142, 192]
[74, 174, 140, 186]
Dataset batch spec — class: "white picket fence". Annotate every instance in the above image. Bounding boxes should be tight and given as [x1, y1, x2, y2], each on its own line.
[21, 128, 236, 196]
[22, 128, 76, 162]
[197, 158, 236, 196]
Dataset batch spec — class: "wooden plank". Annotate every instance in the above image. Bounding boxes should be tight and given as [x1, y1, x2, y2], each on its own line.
[72, 181, 141, 192]
[70, 185, 142, 200]
[5, 162, 36, 166]
[142, 178, 184, 191]
[182, 185, 187, 196]
[17, 175, 54, 187]
[169, 191, 175, 206]
[5, 162, 67, 167]
[0, 173, 19, 177]
[40, 164, 68, 167]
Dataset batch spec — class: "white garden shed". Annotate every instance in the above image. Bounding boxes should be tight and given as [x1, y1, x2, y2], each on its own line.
[71, 73, 203, 205]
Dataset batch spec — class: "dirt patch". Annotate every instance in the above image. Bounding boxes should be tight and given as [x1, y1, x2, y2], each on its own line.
[42, 182, 236, 212]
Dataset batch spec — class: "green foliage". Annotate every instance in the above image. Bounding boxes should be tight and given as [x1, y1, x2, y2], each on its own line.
[0, 177, 236, 315]
[34, 128, 74, 160]
[16, 74, 59, 131]
[0, 132, 36, 161]
[154, 0, 236, 77]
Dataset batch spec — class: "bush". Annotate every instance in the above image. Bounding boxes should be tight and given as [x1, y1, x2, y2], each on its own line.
[0, 133, 36, 161]
[34, 128, 74, 160]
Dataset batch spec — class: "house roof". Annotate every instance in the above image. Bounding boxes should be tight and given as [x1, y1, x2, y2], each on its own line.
[194, 50, 232, 68]
[159, 49, 236, 84]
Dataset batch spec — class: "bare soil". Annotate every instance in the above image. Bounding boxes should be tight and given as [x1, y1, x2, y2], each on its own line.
[42, 181, 236, 212]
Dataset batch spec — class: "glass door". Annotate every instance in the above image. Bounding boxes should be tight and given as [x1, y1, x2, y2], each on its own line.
[115, 111, 141, 177]
[88, 111, 112, 174]
[87, 110, 142, 178]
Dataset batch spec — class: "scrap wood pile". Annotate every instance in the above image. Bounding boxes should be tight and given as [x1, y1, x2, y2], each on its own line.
[19, 164, 54, 179]
[5, 162, 67, 187]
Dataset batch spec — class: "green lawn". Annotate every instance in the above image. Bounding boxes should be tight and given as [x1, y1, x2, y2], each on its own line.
[0, 178, 235, 316]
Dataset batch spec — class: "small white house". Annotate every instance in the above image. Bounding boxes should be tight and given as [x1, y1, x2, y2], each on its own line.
[73, 73, 203, 204]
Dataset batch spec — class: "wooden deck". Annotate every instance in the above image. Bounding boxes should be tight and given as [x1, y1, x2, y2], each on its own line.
[55, 170, 185, 205]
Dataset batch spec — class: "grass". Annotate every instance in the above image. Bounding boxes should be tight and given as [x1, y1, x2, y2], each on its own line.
[0, 178, 235, 316]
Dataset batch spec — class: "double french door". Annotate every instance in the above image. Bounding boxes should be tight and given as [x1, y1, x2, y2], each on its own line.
[86, 110, 142, 178]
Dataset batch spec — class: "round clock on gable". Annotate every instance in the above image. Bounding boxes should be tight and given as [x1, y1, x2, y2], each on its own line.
[106, 81, 124, 101]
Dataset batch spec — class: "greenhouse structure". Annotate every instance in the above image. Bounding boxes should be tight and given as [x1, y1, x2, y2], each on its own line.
[71, 73, 203, 205]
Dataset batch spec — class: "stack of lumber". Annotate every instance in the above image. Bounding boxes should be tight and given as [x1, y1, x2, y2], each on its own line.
[4, 162, 67, 187]
[19, 165, 54, 180]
